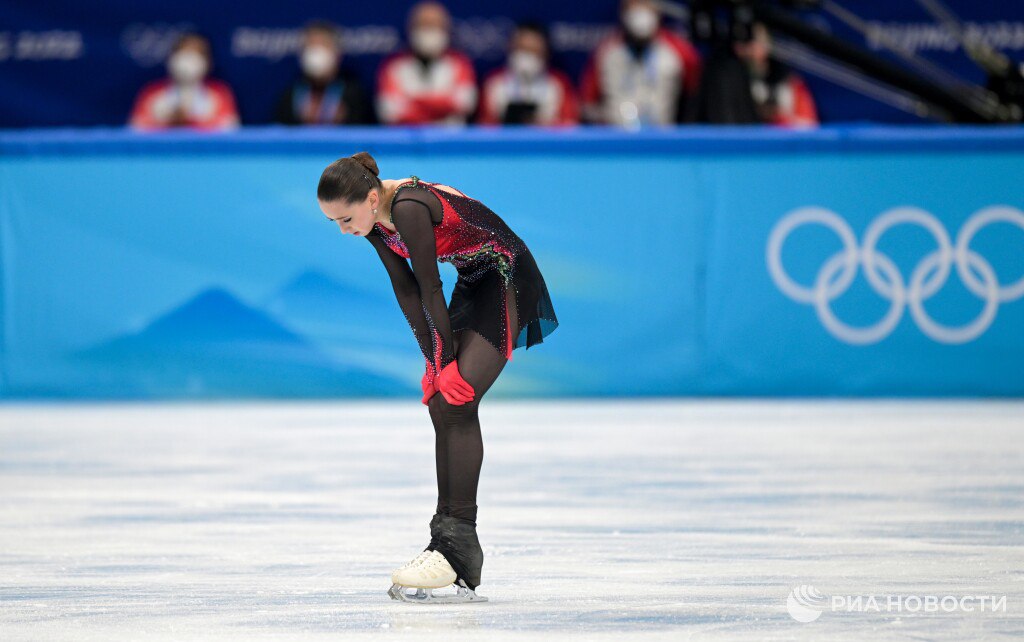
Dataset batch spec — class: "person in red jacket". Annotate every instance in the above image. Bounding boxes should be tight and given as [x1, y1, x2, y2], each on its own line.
[580, 0, 702, 127]
[129, 32, 239, 131]
[478, 21, 579, 127]
[376, 1, 477, 126]
[734, 22, 818, 127]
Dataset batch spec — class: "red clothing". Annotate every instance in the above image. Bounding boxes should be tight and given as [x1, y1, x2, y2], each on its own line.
[369, 177, 557, 367]
[376, 50, 477, 125]
[580, 27, 702, 125]
[758, 73, 818, 127]
[374, 181, 519, 285]
[478, 67, 579, 126]
[129, 78, 239, 131]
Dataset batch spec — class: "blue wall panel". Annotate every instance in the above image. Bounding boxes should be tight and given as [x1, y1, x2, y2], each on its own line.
[1, 126, 1021, 398]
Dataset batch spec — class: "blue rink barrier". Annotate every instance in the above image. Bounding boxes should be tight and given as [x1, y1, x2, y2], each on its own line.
[1, 125, 1022, 399]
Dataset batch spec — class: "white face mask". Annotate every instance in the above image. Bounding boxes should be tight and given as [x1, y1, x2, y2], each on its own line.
[509, 50, 544, 78]
[301, 45, 336, 79]
[411, 27, 449, 58]
[168, 50, 208, 84]
[623, 7, 659, 40]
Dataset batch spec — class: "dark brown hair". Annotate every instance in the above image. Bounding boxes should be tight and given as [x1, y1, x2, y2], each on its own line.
[304, 19, 342, 48]
[170, 32, 212, 63]
[317, 151, 382, 203]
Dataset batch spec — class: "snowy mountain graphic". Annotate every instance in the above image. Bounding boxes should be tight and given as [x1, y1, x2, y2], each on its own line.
[74, 287, 397, 398]
[262, 269, 397, 343]
[260, 268, 438, 383]
[265, 269, 379, 314]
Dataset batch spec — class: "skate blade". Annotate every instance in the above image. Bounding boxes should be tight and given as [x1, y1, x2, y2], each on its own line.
[387, 583, 488, 604]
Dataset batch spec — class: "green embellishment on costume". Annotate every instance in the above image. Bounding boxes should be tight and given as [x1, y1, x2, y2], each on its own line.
[445, 241, 514, 286]
[388, 175, 423, 226]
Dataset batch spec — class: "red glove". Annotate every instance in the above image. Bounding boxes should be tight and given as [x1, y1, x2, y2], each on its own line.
[435, 361, 475, 406]
[421, 359, 438, 406]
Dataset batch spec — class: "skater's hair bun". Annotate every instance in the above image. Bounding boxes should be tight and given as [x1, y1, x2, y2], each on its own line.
[317, 151, 382, 204]
[350, 151, 379, 177]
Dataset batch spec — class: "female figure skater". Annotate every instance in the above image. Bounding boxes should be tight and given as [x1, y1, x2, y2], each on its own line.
[317, 152, 558, 603]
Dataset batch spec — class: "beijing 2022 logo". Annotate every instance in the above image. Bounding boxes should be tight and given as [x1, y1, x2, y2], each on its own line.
[766, 205, 1024, 345]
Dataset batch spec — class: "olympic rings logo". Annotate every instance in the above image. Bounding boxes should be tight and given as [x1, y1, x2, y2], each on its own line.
[766, 205, 1024, 345]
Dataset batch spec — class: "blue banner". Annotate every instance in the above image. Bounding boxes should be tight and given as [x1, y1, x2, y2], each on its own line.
[0, 126, 1022, 398]
[0, 0, 1019, 127]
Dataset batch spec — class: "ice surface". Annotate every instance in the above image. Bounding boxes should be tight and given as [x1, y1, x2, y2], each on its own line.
[0, 400, 1022, 640]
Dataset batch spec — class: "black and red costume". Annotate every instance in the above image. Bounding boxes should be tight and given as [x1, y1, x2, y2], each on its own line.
[367, 176, 558, 377]
[364, 174, 558, 548]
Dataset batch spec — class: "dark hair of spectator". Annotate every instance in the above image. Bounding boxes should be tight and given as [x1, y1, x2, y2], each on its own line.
[170, 32, 211, 59]
[515, 20, 550, 44]
[317, 152, 382, 203]
[168, 32, 214, 75]
[304, 19, 342, 47]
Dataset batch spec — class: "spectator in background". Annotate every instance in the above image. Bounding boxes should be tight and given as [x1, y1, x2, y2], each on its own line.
[274, 20, 372, 126]
[734, 22, 818, 127]
[478, 22, 578, 126]
[580, 0, 701, 127]
[376, 1, 477, 125]
[129, 33, 239, 131]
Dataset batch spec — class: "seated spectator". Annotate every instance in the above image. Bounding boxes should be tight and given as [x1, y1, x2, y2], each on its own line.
[376, 1, 477, 125]
[734, 22, 818, 127]
[580, 0, 702, 127]
[129, 33, 239, 131]
[274, 20, 372, 126]
[478, 21, 579, 126]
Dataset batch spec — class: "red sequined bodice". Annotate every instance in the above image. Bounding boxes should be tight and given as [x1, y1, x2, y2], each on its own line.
[375, 177, 525, 284]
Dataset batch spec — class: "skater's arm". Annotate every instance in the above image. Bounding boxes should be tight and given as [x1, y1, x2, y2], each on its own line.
[390, 199, 457, 372]
[367, 233, 437, 365]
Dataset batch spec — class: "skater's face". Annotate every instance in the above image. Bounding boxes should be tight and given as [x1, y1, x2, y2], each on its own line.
[319, 189, 380, 237]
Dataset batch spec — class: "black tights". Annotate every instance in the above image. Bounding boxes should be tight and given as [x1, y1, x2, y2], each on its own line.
[427, 288, 517, 525]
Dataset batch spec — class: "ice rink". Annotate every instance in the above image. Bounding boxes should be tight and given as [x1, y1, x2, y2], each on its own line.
[1, 400, 1022, 641]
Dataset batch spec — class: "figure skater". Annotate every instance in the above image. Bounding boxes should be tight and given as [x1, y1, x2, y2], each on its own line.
[317, 152, 558, 603]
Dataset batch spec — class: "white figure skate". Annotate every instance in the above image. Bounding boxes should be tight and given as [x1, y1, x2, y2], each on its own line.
[392, 549, 432, 575]
[387, 550, 488, 604]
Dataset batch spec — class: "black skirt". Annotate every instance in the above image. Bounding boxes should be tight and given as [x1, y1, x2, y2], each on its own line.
[447, 244, 558, 360]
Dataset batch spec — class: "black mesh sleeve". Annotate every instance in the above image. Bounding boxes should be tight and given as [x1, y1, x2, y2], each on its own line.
[390, 198, 457, 372]
[366, 233, 437, 367]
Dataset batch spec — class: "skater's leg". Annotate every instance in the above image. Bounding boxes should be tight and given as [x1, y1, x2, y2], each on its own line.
[394, 287, 517, 598]
[431, 286, 519, 524]
[426, 325, 470, 518]
[432, 333, 500, 524]
[427, 390, 450, 516]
